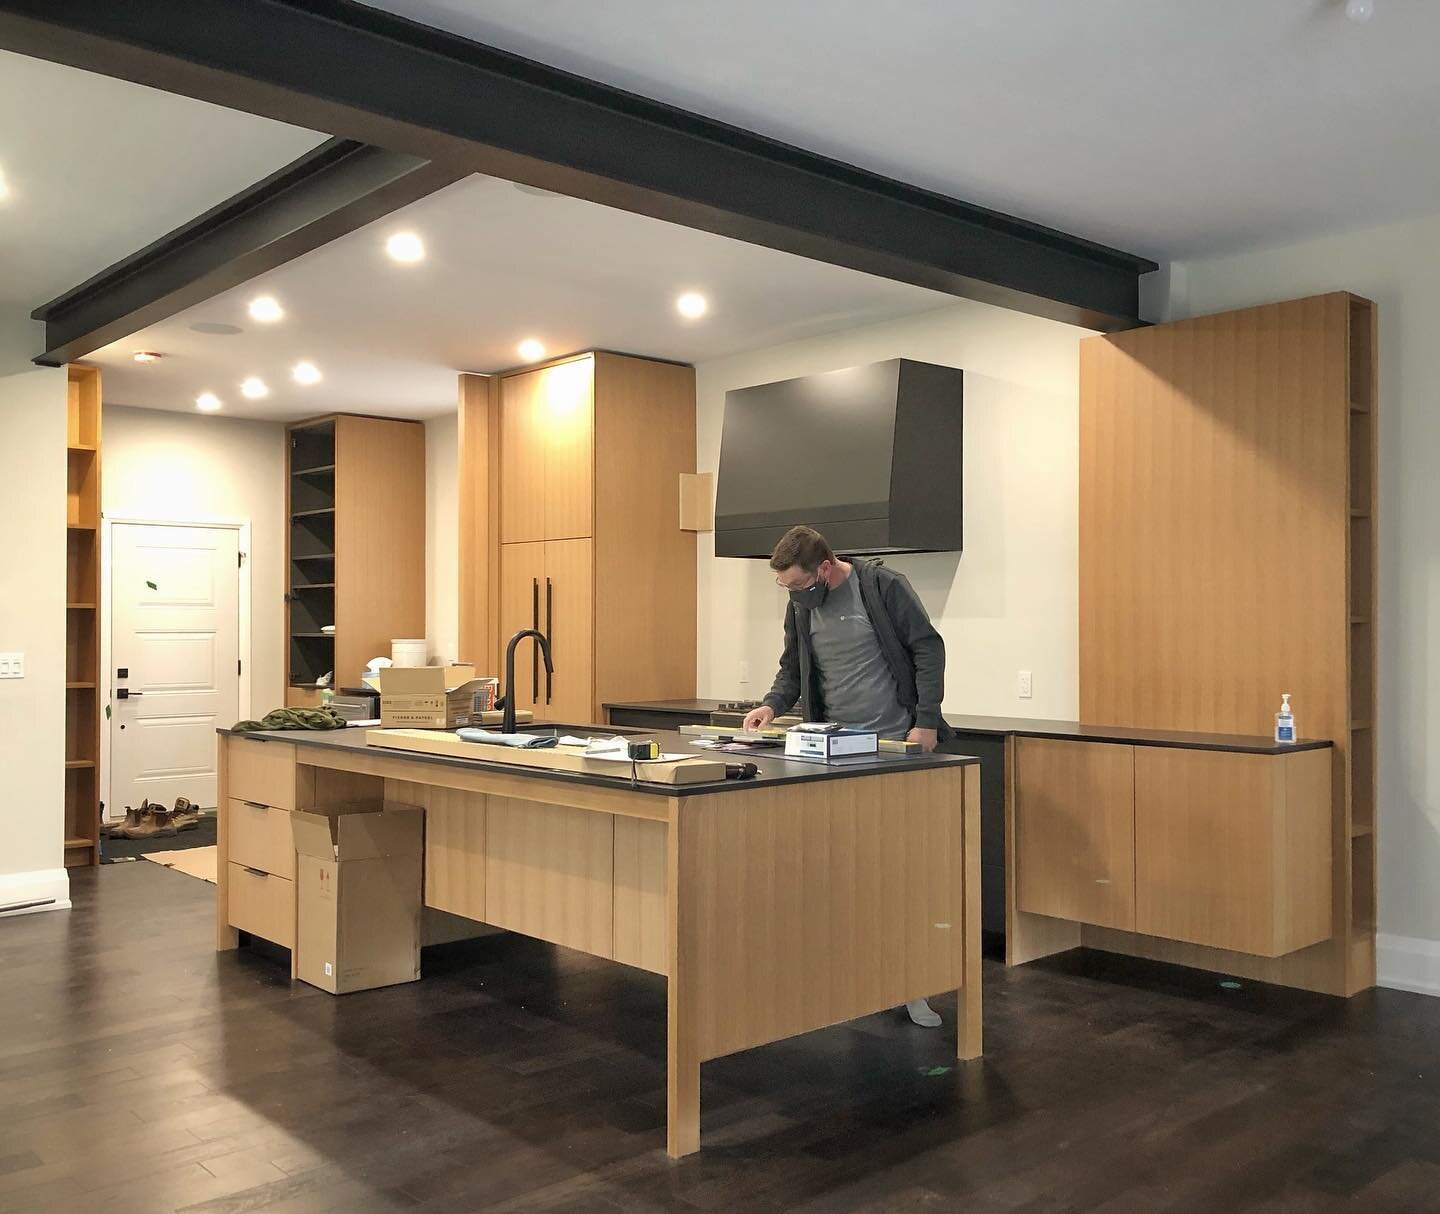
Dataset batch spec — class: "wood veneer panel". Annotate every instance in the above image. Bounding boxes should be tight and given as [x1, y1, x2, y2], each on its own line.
[614, 815, 668, 975]
[457, 374, 501, 670]
[485, 797, 614, 957]
[334, 415, 426, 683]
[1014, 738, 1135, 930]
[1078, 291, 1369, 994]
[592, 353, 697, 717]
[390, 779, 487, 923]
[499, 365, 548, 544]
[543, 538, 594, 723]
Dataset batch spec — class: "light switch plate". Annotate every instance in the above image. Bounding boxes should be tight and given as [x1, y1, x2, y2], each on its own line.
[0, 653, 23, 679]
[1017, 670, 1033, 699]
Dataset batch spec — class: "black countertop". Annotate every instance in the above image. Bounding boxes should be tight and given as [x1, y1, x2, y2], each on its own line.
[218, 724, 978, 798]
[601, 701, 1330, 756]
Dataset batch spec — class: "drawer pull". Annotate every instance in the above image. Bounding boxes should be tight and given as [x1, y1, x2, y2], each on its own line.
[242, 866, 268, 878]
[242, 800, 269, 810]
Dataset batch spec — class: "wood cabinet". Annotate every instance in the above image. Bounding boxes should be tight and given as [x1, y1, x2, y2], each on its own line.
[1014, 738, 1135, 931]
[1134, 747, 1332, 957]
[499, 358, 593, 543]
[286, 414, 425, 698]
[469, 353, 696, 722]
[499, 538, 595, 723]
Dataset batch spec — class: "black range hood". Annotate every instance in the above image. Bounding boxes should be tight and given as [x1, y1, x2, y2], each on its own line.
[713, 358, 963, 558]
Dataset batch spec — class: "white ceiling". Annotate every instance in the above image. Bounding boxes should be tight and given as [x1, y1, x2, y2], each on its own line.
[0, 51, 324, 315]
[362, 0, 1440, 260]
[90, 175, 952, 420]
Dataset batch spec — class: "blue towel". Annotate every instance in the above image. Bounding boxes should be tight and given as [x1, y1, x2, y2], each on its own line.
[456, 728, 558, 749]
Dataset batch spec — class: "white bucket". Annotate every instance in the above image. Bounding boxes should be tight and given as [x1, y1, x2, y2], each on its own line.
[391, 638, 427, 667]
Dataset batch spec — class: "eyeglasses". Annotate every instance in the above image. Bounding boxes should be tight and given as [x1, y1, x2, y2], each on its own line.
[775, 564, 825, 590]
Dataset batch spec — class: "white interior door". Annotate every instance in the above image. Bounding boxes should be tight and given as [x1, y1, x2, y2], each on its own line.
[110, 524, 240, 813]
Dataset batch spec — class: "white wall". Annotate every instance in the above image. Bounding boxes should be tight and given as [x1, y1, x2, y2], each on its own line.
[102, 406, 286, 716]
[0, 319, 69, 915]
[696, 299, 1092, 719]
[425, 413, 460, 666]
[1168, 212, 1440, 995]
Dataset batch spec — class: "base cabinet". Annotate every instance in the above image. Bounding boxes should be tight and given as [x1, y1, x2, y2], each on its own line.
[1015, 738, 1135, 931]
[1134, 747, 1332, 956]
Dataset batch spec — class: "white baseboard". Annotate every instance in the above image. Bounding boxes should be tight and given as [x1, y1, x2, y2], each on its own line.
[1377, 933, 1440, 997]
[0, 868, 72, 918]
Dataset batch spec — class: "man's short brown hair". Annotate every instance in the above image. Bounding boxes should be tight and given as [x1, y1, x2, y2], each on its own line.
[769, 525, 835, 573]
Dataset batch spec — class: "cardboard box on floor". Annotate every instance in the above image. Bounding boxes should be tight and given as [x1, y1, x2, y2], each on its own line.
[290, 801, 424, 995]
[378, 663, 498, 729]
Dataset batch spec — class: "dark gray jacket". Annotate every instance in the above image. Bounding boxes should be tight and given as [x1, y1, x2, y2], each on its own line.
[760, 557, 950, 740]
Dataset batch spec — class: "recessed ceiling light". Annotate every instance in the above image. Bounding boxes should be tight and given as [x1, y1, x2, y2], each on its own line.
[386, 231, 425, 263]
[518, 339, 546, 363]
[1345, 0, 1375, 20]
[676, 292, 708, 320]
[195, 392, 223, 413]
[240, 377, 269, 400]
[248, 295, 283, 323]
[292, 360, 322, 386]
[190, 321, 243, 336]
[131, 351, 163, 364]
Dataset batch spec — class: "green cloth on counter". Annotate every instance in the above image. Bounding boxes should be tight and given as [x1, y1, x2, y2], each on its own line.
[231, 706, 348, 733]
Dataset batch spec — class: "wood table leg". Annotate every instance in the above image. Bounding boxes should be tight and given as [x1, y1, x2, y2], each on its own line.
[957, 763, 983, 1061]
[666, 801, 701, 1157]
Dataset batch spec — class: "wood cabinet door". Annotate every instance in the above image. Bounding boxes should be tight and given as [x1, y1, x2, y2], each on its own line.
[1015, 738, 1135, 930]
[541, 538, 594, 724]
[499, 369, 548, 544]
[541, 357, 593, 540]
[498, 542, 546, 708]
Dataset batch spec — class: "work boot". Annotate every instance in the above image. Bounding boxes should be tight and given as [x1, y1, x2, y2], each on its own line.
[171, 798, 200, 832]
[103, 805, 147, 837]
[120, 805, 178, 840]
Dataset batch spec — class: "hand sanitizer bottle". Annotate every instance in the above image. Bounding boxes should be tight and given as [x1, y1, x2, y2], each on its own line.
[1274, 693, 1296, 745]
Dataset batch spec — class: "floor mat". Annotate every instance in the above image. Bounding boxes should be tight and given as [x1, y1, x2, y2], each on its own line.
[102, 813, 216, 862]
[143, 845, 217, 884]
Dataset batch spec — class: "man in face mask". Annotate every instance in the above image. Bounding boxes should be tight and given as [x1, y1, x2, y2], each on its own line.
[742, 525, 950, 1028]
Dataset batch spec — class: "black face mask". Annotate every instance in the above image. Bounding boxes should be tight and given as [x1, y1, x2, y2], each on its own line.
[788, 574, 829, 610]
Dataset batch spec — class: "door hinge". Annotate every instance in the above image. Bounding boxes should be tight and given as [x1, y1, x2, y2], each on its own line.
[238, 551, 247, 568]
[237, 659, 242, 676]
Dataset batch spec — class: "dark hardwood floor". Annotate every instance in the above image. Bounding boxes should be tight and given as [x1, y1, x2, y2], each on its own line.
[2, 864, 1438, 1213]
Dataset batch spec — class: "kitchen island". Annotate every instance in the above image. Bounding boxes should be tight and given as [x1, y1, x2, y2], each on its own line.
[215, 724, 982, 1157]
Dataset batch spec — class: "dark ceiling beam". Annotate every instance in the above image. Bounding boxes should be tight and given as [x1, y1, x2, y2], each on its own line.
[30, 138, 465, 365]
[2, 0, 1157, 336]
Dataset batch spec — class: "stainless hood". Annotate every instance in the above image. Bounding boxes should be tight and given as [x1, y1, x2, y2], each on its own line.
[713, 358, 963, 558]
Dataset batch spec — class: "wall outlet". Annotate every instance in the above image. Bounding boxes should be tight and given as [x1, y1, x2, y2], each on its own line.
[0, 653, 23, 679]
[1017, 670, 1033, 699]
[738, 658, 751, 684]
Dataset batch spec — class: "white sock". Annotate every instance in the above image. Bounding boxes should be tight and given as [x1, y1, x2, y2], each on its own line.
[905, 998, 941, 1028]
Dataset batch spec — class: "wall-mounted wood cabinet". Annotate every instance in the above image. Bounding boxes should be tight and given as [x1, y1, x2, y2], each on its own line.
[1015, 738, 1134, 931]
[285, 415, 425, 705]
[467, 352, 696, 722]
[1013, 736, 1332, 959]
[64, 365, 102, 867]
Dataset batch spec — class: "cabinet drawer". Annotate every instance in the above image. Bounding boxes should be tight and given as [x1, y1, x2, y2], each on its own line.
[227, 862, 294, 948]
[227, 799, 295, 880]
[226, 738, 296, 810]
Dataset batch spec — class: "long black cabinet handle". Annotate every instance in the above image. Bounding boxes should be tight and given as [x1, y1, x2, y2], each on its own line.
[545, 577, 553, 704]
[531, 578, 539, 704]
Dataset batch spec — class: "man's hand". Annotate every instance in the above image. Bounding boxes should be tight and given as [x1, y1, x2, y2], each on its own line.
[907, 726, 939, 753]
[743, 705, 776, 733]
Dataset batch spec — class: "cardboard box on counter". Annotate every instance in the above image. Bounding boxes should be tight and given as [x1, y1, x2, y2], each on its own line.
[290, 801, 424, 995]
[378, 663, 498, 728]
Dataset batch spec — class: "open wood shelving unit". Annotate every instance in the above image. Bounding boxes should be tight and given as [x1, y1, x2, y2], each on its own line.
[65, 365, 102, 868]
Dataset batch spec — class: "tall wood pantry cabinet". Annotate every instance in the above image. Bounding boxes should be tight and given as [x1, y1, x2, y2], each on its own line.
[285, 414, 426, 707]
[490, 352, 697, 723]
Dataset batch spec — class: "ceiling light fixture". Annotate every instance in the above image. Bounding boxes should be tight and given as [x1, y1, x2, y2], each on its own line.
[1345, 0, 1375, 20]
[131, 351, 163, 364]
[518, 339, 546, 363]
[195, 392, 223, 413]
[240, 376, 269, 400]
[248, 295, 284, 323]
[292, 360, 322, 385]
[676, 291, 708, 320]
[386, 231, 425, 263]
